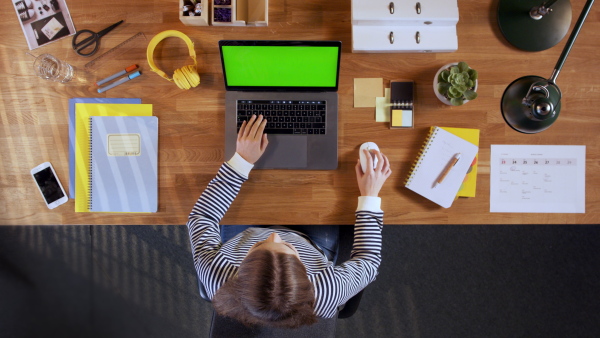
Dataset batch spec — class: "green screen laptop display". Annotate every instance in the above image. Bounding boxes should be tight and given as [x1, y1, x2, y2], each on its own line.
[219, 41, 341, 91]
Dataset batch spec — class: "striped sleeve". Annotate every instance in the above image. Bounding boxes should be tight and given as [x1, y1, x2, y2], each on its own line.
[186, 163, 247, 299]
[312, 210, 383, 318]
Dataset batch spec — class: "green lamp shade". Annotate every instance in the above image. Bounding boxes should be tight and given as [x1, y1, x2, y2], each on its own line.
[497, 0, 572, 51]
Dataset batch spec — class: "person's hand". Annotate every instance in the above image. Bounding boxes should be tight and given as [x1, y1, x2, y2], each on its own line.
[237, 114, 269, 164]
[355, 149, 392, 197]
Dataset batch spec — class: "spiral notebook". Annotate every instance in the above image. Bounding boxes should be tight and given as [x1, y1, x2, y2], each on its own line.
[88, 116, 158, 212]
[405, 126, 478, 208]
[74, 103, 153, 212]
[68, 98, 142, 199]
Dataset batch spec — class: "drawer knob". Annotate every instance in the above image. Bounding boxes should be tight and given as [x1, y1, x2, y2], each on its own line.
[389, 2, 394, 14]
[416, 2, 421, 14]
[389, 31, 394, 44]
[415, 31, 421, 44]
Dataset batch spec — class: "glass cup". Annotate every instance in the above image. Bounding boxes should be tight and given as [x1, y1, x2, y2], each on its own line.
[33, 54, 75, 83]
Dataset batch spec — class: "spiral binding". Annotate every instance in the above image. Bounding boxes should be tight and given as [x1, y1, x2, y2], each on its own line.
[88, 117, 93, 211]
[404, 127, 440, 186]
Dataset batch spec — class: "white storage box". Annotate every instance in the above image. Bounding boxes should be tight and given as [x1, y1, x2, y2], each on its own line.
[351, 0, 458, 26]
[352, 25, 458, 53]
[351, 0, 458, 53]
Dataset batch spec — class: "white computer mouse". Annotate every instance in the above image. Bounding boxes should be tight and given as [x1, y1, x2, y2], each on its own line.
[359, 142, 379, 172]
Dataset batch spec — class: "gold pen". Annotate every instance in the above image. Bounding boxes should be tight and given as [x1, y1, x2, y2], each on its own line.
[433, 153, 461, 188]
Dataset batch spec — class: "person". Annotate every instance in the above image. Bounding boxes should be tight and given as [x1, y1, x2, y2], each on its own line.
[186, 114, 392, 328]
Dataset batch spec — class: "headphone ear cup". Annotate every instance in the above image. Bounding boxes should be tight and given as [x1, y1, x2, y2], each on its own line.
[173, 65, 200, 90]
[173, 68, 190, 90]
[182, 65, 200, 88]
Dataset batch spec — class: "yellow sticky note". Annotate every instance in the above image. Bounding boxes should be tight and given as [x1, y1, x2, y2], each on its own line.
[354, 78, 383, 108]
[391, 109, 413, 128]
[391, 109, 403, 127]
[375, 88, 391, 122]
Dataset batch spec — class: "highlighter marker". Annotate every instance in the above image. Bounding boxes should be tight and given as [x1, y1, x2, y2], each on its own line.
[96, 64, 138, 86]
[97, 70, 141, 93]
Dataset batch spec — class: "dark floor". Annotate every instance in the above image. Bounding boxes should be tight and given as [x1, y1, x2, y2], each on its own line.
[1, 224, 599, 338]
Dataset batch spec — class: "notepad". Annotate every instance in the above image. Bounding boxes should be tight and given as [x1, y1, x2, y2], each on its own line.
[89, 116, 158, 212]
[74, 103, 153, 212]
[405, 127, 479, 208]
[389, 81, 414, 128]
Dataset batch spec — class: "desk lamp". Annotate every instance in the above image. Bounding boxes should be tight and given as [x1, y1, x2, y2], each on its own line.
[500, 0, 594, 134]
[498, 0, 572, 52]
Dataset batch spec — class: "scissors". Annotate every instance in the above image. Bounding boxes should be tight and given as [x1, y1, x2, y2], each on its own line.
[72, 20, 123, 57]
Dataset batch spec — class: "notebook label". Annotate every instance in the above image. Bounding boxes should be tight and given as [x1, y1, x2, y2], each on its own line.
[107, 134, 141, 156]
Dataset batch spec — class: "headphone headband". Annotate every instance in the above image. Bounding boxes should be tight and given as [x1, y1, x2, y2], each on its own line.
[147, 30, 200, 90]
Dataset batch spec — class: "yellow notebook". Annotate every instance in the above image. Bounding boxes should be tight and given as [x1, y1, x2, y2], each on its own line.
[74, 103, 153, 212]
[436, 127, 480, 198]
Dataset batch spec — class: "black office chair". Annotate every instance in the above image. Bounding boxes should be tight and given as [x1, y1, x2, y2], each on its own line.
[197, 225, 365, 338]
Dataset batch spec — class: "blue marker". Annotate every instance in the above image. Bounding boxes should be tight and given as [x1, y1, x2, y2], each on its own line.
[97, 70, 141, 93]
[96, 64, 138, 86]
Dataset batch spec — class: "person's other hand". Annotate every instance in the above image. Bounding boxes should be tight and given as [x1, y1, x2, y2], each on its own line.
[355, 149, 392, 197]
[237, 114, 269, 164]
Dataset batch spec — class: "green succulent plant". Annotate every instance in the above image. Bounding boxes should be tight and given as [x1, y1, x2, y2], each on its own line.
[437, 61, 478, 106]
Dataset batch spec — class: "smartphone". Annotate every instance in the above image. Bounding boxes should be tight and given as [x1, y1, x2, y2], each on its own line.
[31, 162, 68, 209]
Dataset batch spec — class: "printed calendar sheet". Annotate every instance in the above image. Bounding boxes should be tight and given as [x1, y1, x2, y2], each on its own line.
[490, 145, 585, 213]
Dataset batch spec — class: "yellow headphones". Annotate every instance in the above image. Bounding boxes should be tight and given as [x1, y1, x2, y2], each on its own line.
[147, 30, 200, 90]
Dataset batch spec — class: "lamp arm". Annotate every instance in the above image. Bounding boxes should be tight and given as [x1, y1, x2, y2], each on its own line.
[549, 0, 595, 84]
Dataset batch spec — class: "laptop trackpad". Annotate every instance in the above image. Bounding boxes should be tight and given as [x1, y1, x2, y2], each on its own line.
[256, 135, 307, 169]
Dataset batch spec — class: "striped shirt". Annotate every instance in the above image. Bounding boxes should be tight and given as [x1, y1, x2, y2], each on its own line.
[187, 157, 383, 318]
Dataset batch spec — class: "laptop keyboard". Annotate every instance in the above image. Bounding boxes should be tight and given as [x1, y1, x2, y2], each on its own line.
[237, 100, 327, 135]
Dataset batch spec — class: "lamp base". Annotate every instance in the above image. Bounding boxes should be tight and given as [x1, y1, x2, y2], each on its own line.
[498, 0, 572, 51]
[501, 76, 562, 134]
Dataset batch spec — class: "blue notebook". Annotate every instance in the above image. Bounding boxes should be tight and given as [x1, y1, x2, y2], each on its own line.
[68, 98, 141, 198]
[89, 116, 158, 212]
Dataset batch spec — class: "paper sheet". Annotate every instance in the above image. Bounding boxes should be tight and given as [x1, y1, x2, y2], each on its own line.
[354, 78, 383, 108]
[490, 145, 586, 213]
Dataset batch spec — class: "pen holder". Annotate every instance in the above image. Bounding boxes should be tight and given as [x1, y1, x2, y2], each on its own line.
[211, 0, 268, 26]
[179, 0, 210, 26]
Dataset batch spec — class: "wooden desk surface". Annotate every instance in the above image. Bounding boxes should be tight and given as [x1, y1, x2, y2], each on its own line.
[1, 0, 598, 225]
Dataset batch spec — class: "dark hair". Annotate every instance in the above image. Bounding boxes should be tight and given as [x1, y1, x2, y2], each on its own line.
[212, 249, 318, 328]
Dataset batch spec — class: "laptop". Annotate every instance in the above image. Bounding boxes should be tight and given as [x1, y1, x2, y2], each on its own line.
[219, 40, 342, 169]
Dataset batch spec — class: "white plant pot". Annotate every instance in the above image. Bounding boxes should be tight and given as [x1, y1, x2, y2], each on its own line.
[433, 62, 478, 105]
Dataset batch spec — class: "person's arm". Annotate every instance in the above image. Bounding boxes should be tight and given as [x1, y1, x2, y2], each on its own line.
[313, 150, 391, 317]
[322, 197, 383, 311]
[186, 115, 268, 297]
[186, 160, 250, 274]
[349, 149, 390, 274]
